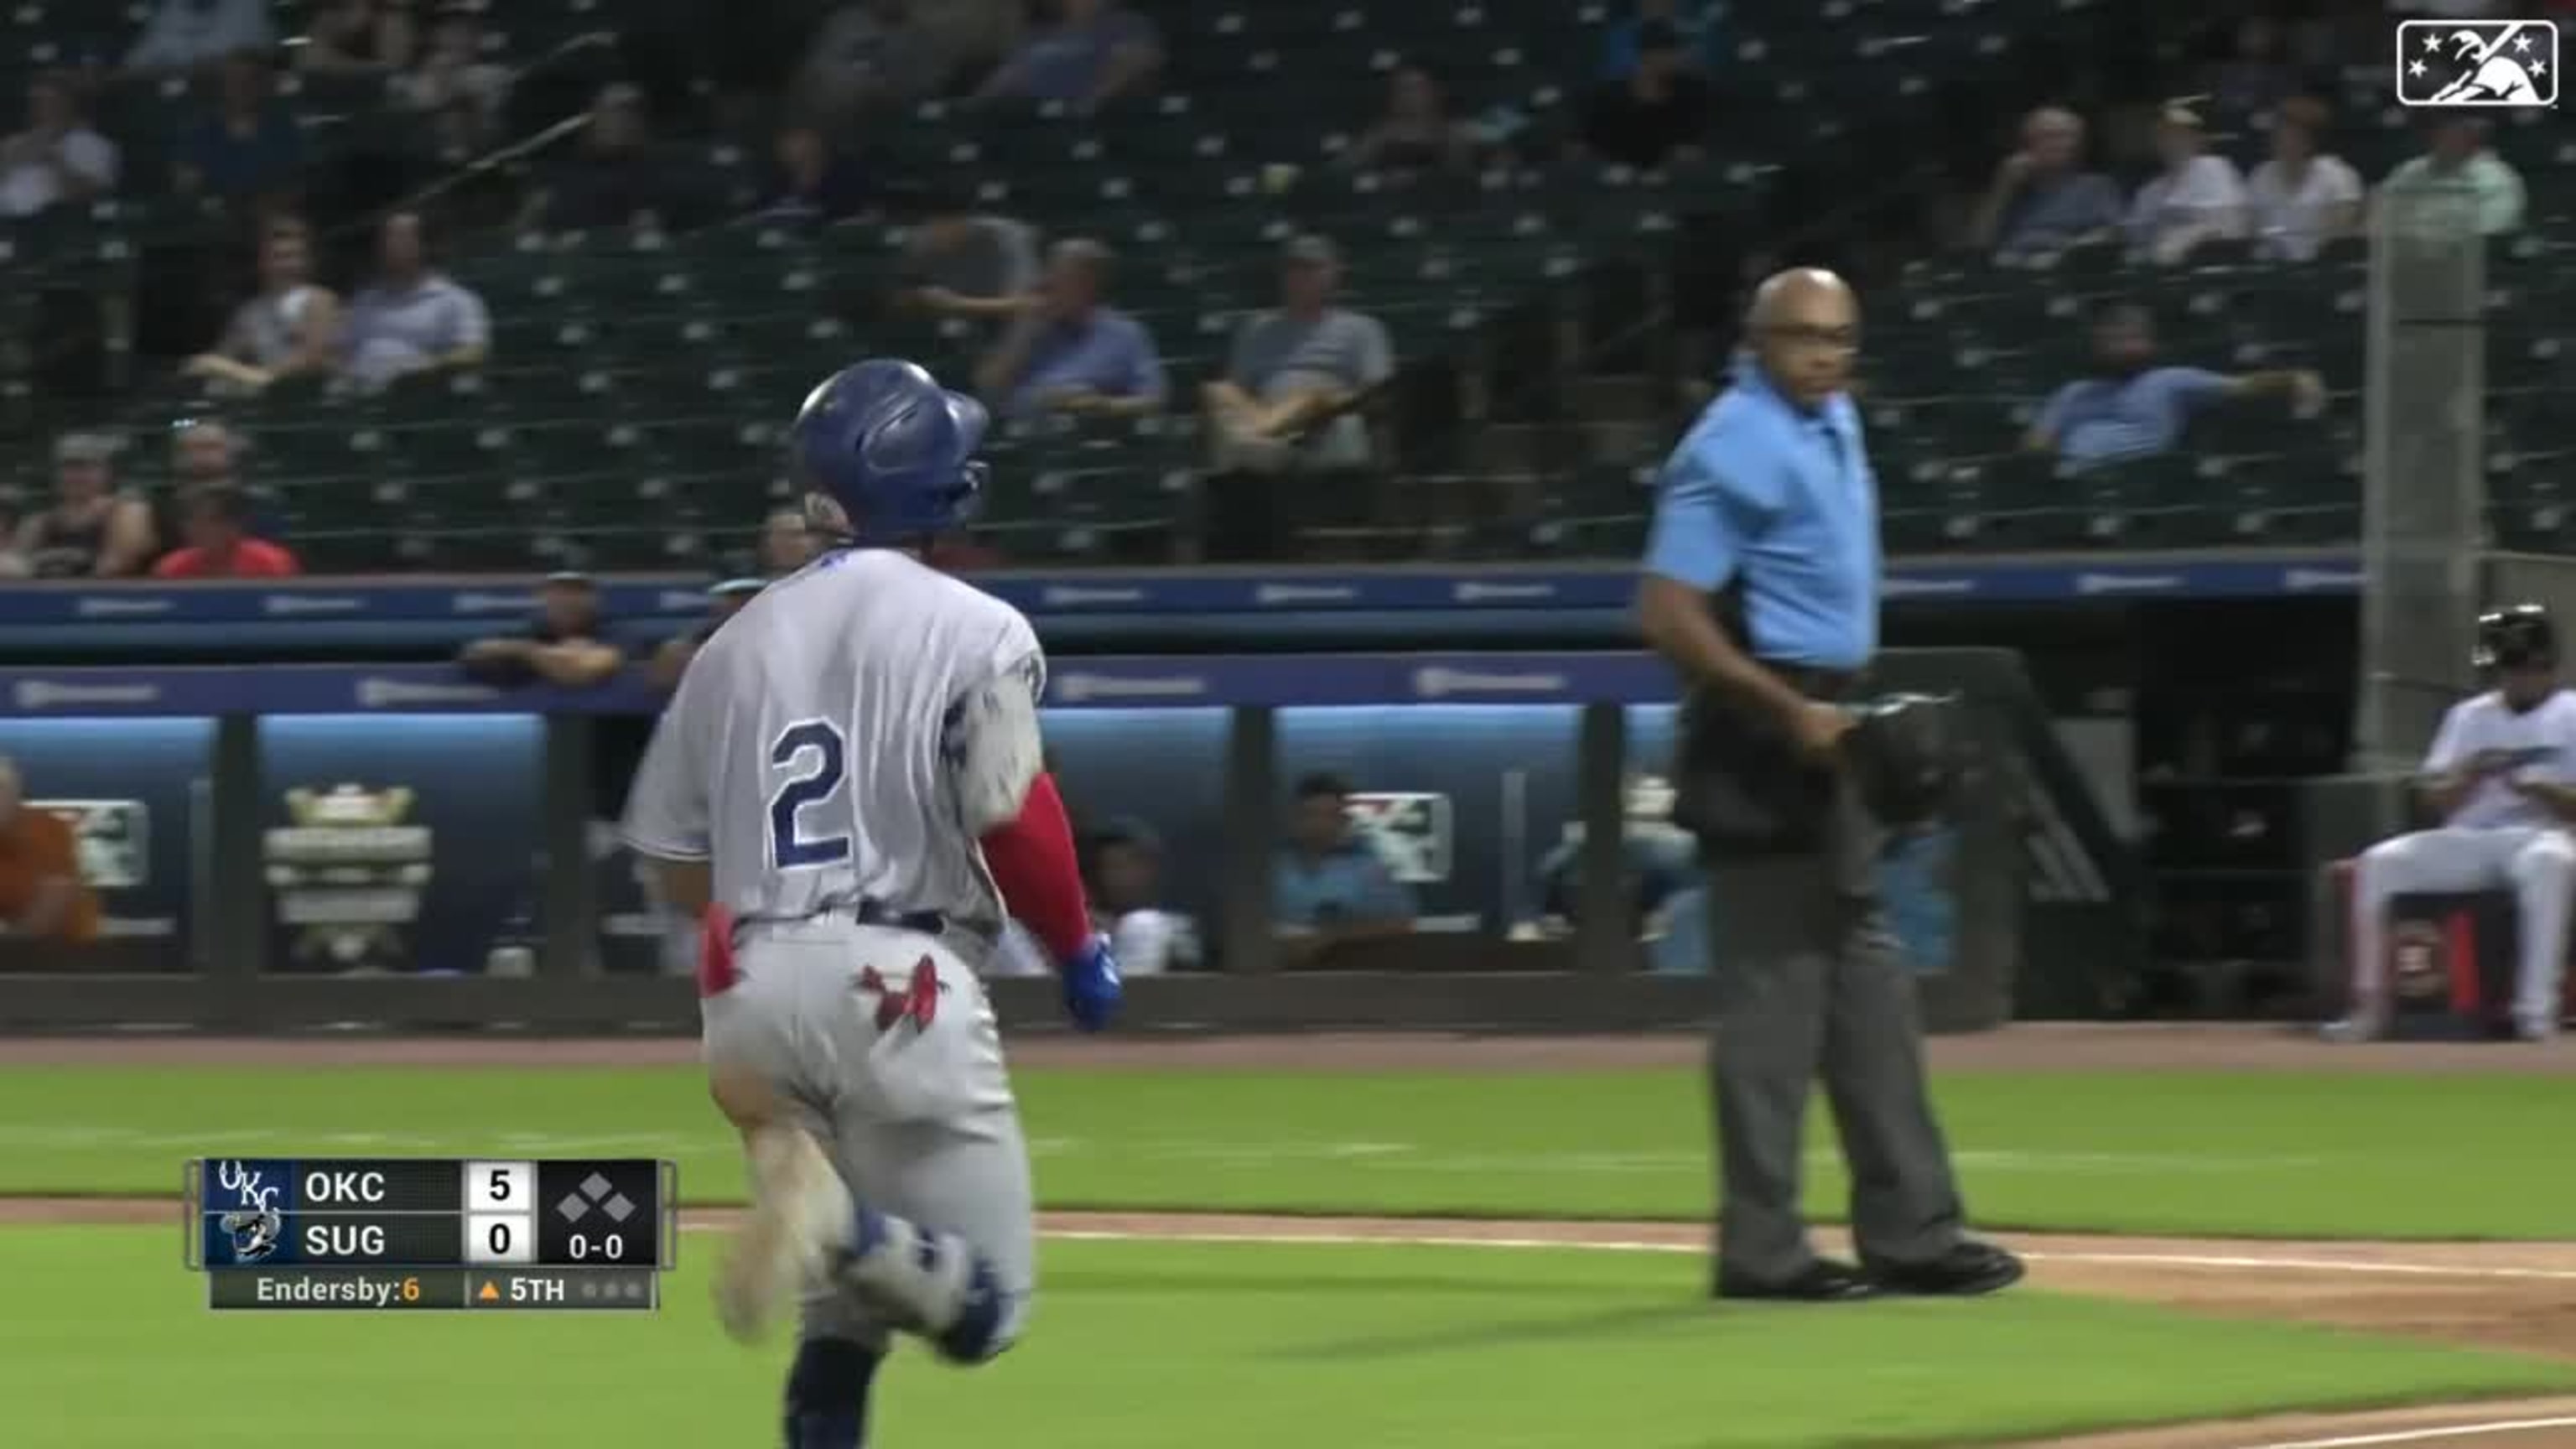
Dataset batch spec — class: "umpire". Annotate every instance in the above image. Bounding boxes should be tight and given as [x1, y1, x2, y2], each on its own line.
[1635, 268, 2023, 1303]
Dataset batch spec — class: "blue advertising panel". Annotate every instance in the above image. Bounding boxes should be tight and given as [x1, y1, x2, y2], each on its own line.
[1275, 705, 1584, 938]
[256, 716, 546, 976]
[0, 716, 210, 969]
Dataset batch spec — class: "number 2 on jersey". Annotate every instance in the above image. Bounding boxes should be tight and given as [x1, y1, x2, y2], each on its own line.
[767, 720, 853, 869]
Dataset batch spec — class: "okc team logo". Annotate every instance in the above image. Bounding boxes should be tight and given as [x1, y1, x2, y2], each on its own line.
[2396, 20, 2558, 107]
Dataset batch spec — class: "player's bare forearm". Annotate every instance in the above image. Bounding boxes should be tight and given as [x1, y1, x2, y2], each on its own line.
[19, 877, 72, 938]
[1636, 574, 1810, 728]
[2515, 780, 2576, 823]
[2423, 779, 2474, 820]
[645, 858, 713, 917]
[527, 641, 625, 688]
[647, 636, 699, 690]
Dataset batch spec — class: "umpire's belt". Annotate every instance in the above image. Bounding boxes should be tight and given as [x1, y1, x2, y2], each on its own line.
[1670, 657, 1867, 856]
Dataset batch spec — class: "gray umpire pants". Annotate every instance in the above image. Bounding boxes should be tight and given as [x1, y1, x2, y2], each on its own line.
[1703, 774, 1967, 1280]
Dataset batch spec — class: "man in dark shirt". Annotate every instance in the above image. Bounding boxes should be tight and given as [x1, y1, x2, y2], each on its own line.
[538, 85, 674, 232]
[460, 572, 626, 688]
[1577, 21, 1711, 170]
[647, 578, 765, 690]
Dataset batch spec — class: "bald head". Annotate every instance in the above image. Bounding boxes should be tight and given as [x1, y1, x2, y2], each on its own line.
[1748, 268, 1853, 330]
[1745, 267, 1860, 408]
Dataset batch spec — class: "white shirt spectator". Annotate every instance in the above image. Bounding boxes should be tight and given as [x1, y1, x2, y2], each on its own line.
[127, 0, 274, 71]
[341, 271, 491, 387]
[223, 284, 331, 369]
[2384, 147, 2527, 236]
[2426, 690, 2576, 830]
[2247, 153, 2363, 261]
[2128, 153, 2250, 262]
[0, 126, 117, 219]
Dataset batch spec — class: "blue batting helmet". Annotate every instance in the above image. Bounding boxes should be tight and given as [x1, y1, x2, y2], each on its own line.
[788, 358, 989, 543]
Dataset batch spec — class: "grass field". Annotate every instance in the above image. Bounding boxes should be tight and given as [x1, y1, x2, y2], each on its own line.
[10, 1045, 2576, 1447]
[11, 1065, 2576, 1236]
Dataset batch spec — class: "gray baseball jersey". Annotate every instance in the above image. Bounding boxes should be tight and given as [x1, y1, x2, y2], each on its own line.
[620, 548, 1045, 936]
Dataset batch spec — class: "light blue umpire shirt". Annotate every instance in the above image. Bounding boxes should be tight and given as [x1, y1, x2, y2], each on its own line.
[1641, 354, 1881, 672]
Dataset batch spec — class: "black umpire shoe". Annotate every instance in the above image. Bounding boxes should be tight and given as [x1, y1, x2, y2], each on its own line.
[1862, 1240, 2026, 1297]
[1716, 1257, 1880, 1302]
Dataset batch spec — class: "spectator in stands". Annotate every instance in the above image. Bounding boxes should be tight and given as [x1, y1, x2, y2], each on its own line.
[974, 236, 1166, 419]
[421, 96, 517, 229]
[792, 0, 953, 130]
[0, 72, 120, 221]
[1342, 65, 1478, 182]
[174, 49, 305, 205]
[150, 483, 299, 579]
[2024, 302, 2324, 474]
[900, 205, 1042, 331]
[2379, 113, 2526, 238]
[394, 4, 508, 128]
[1971, 106, 2123, 262]
[1273, 771, 1415, 964]
[2205, 14, 2295, 117]
[170, 418, 242, 491]
[758, 123, 872, 225]
[17, 434, 158, 580]
[0, 759, 101, 948]
[459, 572, 627, 688]
[296, 0, 411, 75]
[2247, 96, 2363, 262]
[185, 216, 340, 393]
[1202, 236, 1393, 474]
[973, 0, 1162, 111]
[1601, 0, 1723, 80]
[647, 578, 764, 690]
[1574, 21, 1711, 171]
[127, 0, 274, 74]
[533, 84, 674, 233]
[759, 506, 824, 574]
[2126, 104, 2249, 265]
[340, 210, 491, 388]
[1086, 818, 1195, 974]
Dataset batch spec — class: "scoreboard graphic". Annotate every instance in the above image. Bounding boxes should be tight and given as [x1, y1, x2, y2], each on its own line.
[188, 1157, 676, 1311]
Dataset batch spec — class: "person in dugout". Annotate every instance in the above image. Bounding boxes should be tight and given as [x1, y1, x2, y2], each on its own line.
[0, 757, 101, 948]
[2329, 603, 2576, 1043]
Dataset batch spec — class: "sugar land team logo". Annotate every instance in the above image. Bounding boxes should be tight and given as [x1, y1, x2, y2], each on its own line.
[2396, 20, 2558, 107]
[2388, 919, 2449, 1003]
[218, 1208, 284, 1264]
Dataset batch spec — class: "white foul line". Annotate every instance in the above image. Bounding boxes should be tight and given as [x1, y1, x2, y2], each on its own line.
[2235, 1417, 2576, 1448]
[1023, 1226, 2576, 1283]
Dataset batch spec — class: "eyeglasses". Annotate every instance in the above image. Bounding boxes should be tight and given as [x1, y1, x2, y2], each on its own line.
[1759, 324, 1861, 351]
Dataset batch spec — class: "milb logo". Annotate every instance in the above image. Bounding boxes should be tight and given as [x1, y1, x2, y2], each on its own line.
[2395, 19, 2558, 107]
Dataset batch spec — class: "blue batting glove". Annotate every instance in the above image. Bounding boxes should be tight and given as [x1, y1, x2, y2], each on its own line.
[1061, 932, 1123, 1033]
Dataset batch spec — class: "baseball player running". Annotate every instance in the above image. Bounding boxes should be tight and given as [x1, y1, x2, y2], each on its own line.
[2332, 604, 2576, 1042]
[621, 358, 1123, 1448]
